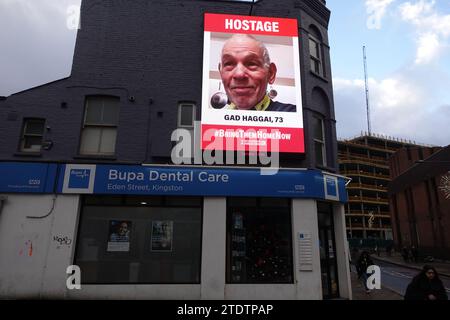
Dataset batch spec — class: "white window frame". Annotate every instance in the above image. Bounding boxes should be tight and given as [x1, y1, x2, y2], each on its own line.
[80, 96, 120, 156]
[309, 35, 323, 77]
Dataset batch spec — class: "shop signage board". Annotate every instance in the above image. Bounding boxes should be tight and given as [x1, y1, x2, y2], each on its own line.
[0, 162, 57, 193]
[0, 162, 347, 203]
[58, 164, 347, 202]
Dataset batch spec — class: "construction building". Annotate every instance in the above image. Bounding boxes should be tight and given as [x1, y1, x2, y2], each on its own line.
[338, 133, 426, 244]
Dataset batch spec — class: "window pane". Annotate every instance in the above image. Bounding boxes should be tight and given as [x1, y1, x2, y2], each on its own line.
[310, 58, 321, 75]
[22, 136, 43, 151]
[315, 141, 325, 166]
[310, 58, 316, 73]
[24, 119, 45, 135]
[313, 118, 324, 140]
[309, 39, 319, 58]
[75, 204, 202, 284]
[316, 61, 322, 74]
[85, 97, 103, 124]
[180, 104, 194, 127]
[102, 98, 120, 125]
[99, 127, 117, 154]
[227, 198, 293, 284]
[80, 127, 101, 154]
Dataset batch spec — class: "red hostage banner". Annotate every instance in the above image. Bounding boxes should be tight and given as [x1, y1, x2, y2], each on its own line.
[204, 13, 298, 37]
[201, 13, 304, 153]
[202, 125, 305, 153]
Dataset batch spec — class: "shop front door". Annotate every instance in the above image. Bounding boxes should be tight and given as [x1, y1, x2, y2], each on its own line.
[318, 203, 340, 299]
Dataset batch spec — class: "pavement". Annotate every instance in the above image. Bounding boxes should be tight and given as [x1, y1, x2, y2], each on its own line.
[370, 252, 450, 278]
[350, 264, 403, 300]
[350, 251, 450, 300]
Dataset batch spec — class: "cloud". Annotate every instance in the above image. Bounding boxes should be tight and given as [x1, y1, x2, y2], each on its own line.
[0, 0, 81, 96]
[365, 0, 396, 29]
[399, 0, 434, 20]
[415, 32, 440, 64]
[333, 72, 449, 146]
[399, 0, 450, 64]
[335, 0, 450, 146]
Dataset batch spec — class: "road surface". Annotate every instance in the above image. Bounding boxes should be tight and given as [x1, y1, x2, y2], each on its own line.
[376, 260, 450, 299]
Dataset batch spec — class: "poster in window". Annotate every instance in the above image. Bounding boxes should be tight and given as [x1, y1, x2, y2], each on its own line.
[151, 221, 173, 252]
[107, 220, 132, 252]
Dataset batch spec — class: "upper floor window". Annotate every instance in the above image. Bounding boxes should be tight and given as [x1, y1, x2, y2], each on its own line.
[313, 116, 327, 167]
[19, 118, 46, 152]
[80, 96, 120, 156]
[178, 103, 196, 128]
[308, 25, 325, 78]
[309, 36, 323, 76]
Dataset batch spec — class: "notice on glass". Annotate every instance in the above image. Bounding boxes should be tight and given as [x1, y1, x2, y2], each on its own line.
[151, 221, 173, 252]
[107, 220, 132, 252]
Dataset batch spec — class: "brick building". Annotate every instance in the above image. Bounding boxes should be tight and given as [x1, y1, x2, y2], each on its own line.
[0, 0, 352, 299]
[389, 145, 450, 260]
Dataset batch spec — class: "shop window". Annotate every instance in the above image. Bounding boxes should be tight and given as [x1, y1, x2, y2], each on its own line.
[74, 196, 202, 284]
[313, 116, 327, 167]
[79, 96, 120, 156]
[227, 197, 293, 284]
[19, 118, 45, 152]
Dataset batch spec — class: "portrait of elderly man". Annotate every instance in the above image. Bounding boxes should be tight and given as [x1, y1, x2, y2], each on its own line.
[218, 34, 296, 112]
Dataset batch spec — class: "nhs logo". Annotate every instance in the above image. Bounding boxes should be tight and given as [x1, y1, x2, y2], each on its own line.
[62, 164, 96, 194]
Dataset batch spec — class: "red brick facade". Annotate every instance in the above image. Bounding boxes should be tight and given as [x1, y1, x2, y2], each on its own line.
[389, 146, 450, 259]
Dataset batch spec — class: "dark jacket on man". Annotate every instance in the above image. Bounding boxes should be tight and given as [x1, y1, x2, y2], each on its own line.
[265, 101, 296, 112]
[356, 252, 373, 278]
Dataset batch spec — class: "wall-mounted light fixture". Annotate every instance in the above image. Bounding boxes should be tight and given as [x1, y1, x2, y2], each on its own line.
[42, 140, 54, 151]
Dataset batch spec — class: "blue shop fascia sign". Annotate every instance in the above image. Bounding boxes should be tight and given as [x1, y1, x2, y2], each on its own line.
[0, 162, 348, 203]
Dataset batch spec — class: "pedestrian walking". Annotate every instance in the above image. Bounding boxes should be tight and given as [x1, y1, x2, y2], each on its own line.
[404, 265, 448, 300]
[356, 251, 374, 294]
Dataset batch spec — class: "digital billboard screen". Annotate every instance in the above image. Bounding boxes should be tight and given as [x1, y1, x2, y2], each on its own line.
[201, 13, 304, 153]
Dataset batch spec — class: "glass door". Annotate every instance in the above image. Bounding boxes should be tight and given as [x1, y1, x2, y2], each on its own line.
[318, 202, 339, 299]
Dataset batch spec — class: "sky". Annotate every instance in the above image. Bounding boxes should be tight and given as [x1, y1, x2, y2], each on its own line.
[0, 0, 449, 146]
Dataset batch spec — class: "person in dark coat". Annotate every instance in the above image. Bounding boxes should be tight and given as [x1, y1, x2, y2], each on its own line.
[356, 251, 374, 293]
[404, 265, 448, 300]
